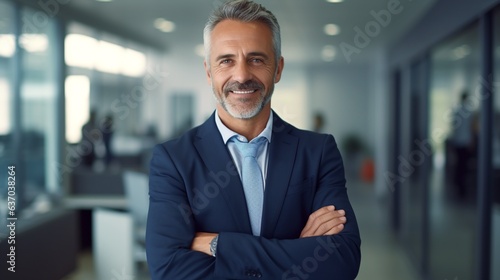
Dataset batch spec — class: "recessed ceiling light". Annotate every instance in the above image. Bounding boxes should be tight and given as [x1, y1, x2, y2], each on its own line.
[326, 0, 344, 3]
[451, 44, 471, 60]
[324, 24, 340, 36]
[321, 45, 337, 62]
[154, 18, 175, 33]
[96, 0, 113, 2]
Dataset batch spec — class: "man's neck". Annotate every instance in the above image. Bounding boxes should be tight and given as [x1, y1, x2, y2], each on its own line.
[216, 105, 271, 141]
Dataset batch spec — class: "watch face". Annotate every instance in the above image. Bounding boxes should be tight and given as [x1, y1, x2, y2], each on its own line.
[210, 235, 218, 257]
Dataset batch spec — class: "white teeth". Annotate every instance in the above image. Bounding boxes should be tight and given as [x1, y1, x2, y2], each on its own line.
[232, 90, 255, 94]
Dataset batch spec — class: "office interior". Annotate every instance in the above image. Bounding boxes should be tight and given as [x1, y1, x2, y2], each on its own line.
[0, 0, 499, 279]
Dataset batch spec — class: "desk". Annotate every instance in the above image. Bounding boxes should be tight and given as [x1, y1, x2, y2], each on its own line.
[64, 195, 127, 210]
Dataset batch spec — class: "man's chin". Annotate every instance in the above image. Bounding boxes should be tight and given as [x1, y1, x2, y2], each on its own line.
[224, 105, 262, 120]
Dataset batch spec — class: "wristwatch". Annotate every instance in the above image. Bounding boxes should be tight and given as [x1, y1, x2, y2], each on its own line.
[210, 235, 219, 257]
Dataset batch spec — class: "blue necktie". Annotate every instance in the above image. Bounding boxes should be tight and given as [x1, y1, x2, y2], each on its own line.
[231, 137, 266, 236]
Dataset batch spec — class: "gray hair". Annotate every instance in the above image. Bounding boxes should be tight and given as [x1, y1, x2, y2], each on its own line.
[203, 0, 281, 65]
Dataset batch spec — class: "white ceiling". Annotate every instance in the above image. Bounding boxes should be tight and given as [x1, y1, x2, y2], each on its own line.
[67, 0, 437, 65]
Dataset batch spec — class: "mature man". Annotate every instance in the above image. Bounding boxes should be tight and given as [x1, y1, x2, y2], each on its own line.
[146, 1, 361, 279]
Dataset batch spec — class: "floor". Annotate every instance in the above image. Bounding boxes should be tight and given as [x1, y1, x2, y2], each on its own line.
[63, 179, 421, 280]
[348, 179, 420, 280]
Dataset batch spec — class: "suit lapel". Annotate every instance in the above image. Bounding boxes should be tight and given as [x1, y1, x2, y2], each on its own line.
[193, 112, 252, 233]
[261, 114, 298, 237]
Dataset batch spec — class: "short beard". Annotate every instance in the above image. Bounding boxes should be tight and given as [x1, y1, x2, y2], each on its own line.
[212, 80, 274, 119]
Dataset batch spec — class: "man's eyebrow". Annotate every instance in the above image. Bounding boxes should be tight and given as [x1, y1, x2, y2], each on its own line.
[248, 52, 269, 59]
[214, 52, 270, 61]
[215, 54, 235, 61]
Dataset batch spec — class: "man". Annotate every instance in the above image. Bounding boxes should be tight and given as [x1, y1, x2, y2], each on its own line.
[146, 1, 361, 279]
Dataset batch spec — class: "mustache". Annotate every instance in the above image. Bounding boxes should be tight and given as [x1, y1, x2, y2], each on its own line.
[223, 80, 264, 93]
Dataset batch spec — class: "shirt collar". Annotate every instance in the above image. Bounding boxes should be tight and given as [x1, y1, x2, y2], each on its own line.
[215, 110, 273, 144]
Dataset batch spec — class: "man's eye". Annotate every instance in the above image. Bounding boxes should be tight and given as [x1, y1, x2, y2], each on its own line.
[221, 59, 231, 64]
[251, 58, 263, 63]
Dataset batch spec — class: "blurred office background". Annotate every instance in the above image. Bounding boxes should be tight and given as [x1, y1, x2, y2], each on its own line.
[0, 0, 499, 279]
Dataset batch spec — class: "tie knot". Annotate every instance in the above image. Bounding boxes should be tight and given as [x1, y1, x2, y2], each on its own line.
[231, 136, 266, 158]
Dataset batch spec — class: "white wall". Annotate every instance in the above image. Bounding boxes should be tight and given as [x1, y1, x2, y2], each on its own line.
[307, 62, 372, 152]
[306, 56, 392, 196]
[272, 65, 309, 130]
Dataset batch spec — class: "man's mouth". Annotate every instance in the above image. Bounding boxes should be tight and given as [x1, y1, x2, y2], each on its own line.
[230, 89, 257, 94]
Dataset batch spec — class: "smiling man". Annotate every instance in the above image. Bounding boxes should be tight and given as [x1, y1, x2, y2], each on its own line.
[146, 1, 361, 279]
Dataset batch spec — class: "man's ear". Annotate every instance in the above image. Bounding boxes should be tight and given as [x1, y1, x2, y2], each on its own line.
[204, 60, 212, 85]
[274, 56, 284, 83]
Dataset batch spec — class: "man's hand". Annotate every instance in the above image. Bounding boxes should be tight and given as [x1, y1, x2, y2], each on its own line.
[300, 205, 346, 238]
[191, 232, 217, 256]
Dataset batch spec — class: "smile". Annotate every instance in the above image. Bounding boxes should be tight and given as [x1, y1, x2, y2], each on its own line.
[231, 90, 257, 94]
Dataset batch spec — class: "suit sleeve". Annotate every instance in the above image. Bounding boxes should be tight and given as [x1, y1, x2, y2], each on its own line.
[146, 135, 361, 280]
[146, 145, 221, 280]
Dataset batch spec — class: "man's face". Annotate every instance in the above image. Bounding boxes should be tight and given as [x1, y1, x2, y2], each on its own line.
[205, 20, 284, 119]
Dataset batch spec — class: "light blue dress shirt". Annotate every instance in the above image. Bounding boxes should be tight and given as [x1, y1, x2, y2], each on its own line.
[215, 110, 273, 188]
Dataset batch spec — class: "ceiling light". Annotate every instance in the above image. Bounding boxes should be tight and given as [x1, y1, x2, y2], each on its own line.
[326, 0, 344, 3]
[154, 18, 175, 33]
[451, 44, 470, 60]
[321, 45, 336, 62]
[96, 0, 113, 2]
[324, 24, 340, 36]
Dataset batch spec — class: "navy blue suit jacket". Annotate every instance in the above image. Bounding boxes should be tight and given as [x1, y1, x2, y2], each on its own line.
[146, 112, 361, 279]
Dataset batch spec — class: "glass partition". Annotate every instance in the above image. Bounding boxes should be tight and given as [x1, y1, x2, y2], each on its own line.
[492, 6, 500, 280]
[0, 0, 15, 232]
[428, 24, 480, 279]
[19, 6, 60, 204]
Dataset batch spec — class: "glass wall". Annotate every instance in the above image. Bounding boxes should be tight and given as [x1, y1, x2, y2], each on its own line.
[428, 24, 480, 279]
[0, 0, 62, 232]
[492, 7, 500, 280]
[19, 6, 60, 203]
[0, 0, 15, 228]
[399, 58, 430, 275]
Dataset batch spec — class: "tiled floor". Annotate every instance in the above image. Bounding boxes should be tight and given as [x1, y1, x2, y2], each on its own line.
[64, 179, 420, 280]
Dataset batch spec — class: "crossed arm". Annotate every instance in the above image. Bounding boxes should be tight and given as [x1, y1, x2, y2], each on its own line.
[191, 205, 347, 255]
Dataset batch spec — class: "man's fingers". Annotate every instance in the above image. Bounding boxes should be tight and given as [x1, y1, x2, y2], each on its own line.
[300, 206, 347, 237]
[301, 205, 335, 234]
[311, 215, 346, 236]
[309, 205, 335, 220]
[323, 223, 344, 236]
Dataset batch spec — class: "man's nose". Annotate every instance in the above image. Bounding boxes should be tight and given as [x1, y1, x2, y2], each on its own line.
[232, 62, 253, 84]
